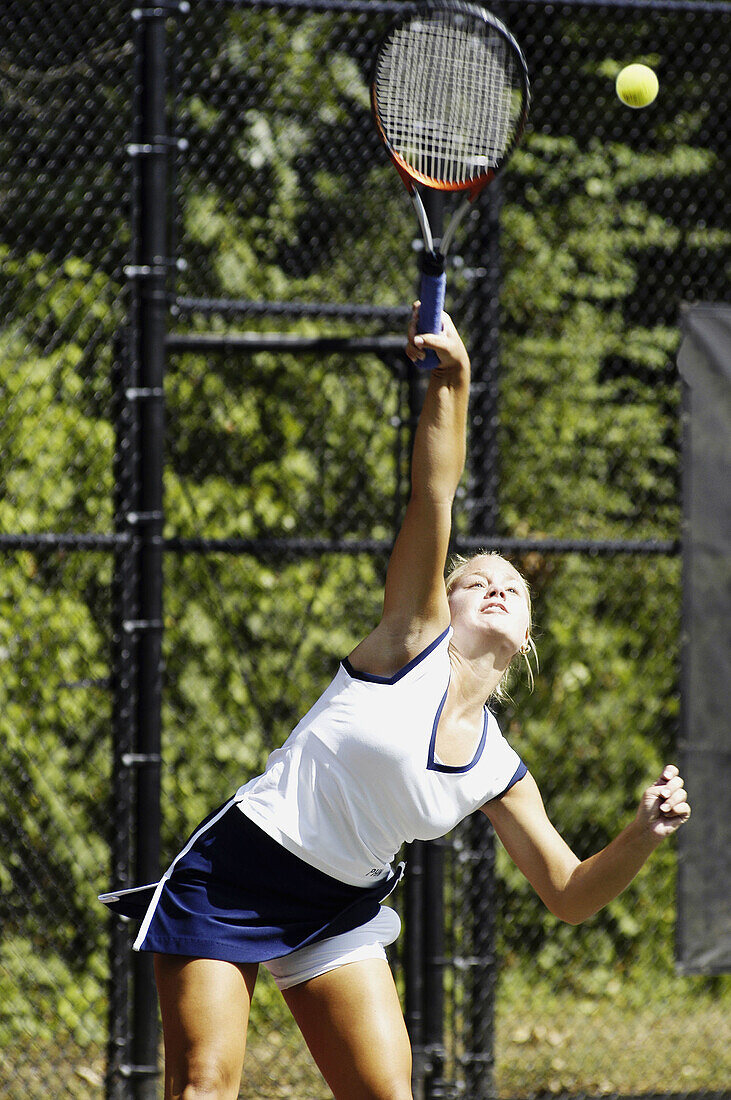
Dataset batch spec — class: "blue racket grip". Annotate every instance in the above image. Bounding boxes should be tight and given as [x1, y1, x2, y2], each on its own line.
[416, 258, 446, 371]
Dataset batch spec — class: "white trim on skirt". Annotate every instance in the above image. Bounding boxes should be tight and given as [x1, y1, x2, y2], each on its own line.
[132, 794, 240, 951]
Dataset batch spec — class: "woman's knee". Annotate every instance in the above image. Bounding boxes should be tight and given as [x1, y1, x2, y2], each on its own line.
[168, 1054, 241, 1100]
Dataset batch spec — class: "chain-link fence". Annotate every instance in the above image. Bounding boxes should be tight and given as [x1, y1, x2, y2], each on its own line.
[1, 0, 729, 1097]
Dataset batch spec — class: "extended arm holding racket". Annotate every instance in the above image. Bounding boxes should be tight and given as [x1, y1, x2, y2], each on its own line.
[346, 310, 470, 672]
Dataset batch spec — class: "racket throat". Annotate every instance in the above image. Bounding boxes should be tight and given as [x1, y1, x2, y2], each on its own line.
[411, 187, 438, 257]
[411, 187, 472, 265]
[439, 194, 472, 258]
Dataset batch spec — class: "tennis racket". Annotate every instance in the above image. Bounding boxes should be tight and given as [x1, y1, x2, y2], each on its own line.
[371, 1, 530, 369]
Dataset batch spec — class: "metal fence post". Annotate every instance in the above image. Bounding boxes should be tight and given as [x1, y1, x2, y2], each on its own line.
[403, 188, 450, 1099]
[465, 814, 498, 1100]
[107, 333, 140, 1100]
[405, 838, 427, 1100]
[423, 837, 447, 1098]
[465, 179, 502, 536]
[463, 180, 502, 1100]
[124, 5, 171, 1096]
[404, 316, 431, 1095]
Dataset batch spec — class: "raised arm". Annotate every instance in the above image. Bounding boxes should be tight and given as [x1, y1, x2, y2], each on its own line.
[347, 307, 470, 677]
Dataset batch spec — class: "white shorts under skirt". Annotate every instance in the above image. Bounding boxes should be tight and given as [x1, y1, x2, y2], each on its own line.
[263, 905, 401, 990]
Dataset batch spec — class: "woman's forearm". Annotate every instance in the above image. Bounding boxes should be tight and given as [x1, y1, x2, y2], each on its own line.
[558, 818, 661, 925]
[405, 310, 471, 503]
[410, 360, 470, 501]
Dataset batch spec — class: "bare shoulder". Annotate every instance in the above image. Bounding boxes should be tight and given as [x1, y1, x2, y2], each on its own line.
[347, 614, 450, 679]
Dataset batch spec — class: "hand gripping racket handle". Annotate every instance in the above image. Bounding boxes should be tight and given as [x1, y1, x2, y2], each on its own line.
[416, 252, 446, 371]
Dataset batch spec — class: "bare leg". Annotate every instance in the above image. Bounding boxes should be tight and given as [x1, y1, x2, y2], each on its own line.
[282, 958, 413, 1100]
[154, 954, 258, 1100]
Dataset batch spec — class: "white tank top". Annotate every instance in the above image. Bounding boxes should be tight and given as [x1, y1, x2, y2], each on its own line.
[237, 626, 526, 887]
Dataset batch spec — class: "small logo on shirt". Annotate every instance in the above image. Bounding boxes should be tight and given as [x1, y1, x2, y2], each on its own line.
[366, 867, 382, 878]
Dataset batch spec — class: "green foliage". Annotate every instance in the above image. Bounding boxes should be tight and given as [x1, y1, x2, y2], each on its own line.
[0, 245, 120, 1046]
[0, 246, 119, 530]
[165, 344, 400, 539]
[0, 243, 117, 1042]
[159, 552, 389, 853]
[0, 553, 112, 1046]
[0, 935, 107, 1047]
[177, 8, 413, 306]
[499, 135, 686, 541]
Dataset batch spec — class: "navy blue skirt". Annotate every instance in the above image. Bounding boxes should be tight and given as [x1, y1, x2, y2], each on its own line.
[100, 800, 403, 964]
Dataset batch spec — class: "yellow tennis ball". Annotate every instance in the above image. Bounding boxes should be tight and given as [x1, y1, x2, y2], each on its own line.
[616, 64, 659, 108]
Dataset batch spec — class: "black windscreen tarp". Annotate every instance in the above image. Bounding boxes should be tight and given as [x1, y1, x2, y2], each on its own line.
[676, 302, 731, 975]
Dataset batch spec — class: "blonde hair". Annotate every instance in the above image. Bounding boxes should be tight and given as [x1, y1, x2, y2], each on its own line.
[445, 550, 538, 702]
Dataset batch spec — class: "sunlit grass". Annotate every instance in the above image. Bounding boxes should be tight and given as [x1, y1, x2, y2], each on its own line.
[495, 970, 731, 1097]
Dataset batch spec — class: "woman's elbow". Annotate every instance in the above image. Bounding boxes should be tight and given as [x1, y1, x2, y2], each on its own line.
[557, 909, 588, 927]
[546, 897, 598, 926]
[541, 884, 596, 926]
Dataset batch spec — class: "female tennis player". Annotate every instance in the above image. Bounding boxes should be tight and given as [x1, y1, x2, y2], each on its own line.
[102, 307, 690, 1100]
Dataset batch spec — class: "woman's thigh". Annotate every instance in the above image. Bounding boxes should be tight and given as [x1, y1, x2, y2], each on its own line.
[154, 954, 258, 1100]
[282, 958, 413, 1100]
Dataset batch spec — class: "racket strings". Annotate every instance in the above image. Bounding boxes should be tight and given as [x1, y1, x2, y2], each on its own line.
[375, 15, 521, 186]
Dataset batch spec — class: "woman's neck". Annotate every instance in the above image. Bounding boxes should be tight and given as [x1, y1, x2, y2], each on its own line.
[448, 644, 507, 713]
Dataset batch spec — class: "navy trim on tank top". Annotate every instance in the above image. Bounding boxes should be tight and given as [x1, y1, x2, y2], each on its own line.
[427, 685, 489, 774]
[341, 625, 451, 685]
[490, 760, 528, 800]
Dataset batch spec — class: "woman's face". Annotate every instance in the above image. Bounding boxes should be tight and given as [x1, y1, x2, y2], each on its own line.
[447, 555, 531, 661]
